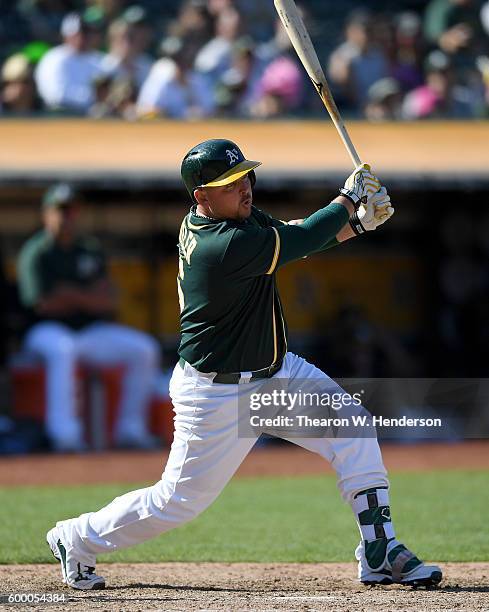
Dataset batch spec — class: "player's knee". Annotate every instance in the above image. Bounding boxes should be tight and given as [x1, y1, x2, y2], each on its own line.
[25, 323, 76, 359]
[45, 334, 76, 359]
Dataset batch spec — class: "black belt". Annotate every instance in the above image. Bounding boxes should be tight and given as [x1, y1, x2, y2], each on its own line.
[178, 357, 283, 384]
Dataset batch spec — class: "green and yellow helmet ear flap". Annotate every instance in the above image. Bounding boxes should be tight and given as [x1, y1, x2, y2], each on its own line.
[181, 139, 261, 202]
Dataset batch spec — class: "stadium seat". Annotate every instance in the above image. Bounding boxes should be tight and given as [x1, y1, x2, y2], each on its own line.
[9, 353, 173, 450]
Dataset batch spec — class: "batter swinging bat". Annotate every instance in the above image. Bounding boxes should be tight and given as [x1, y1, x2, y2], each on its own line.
[274, 0, 362, 168]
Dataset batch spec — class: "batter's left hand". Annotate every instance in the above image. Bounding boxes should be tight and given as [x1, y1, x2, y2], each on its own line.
[349, 187, 395, 234]
[340, 163, 381, 209]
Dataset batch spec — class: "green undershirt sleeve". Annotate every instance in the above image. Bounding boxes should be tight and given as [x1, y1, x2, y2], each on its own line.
[17, 247, 42, 308]
[276, 203, 348, 267]
[309, 236, 340, 254]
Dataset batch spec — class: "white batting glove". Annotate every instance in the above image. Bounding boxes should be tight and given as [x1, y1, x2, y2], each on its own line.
[339, 163, 381, 209]
[349, 187, 395, 235]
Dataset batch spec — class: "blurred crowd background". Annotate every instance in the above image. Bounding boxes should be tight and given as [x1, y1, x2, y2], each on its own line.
[1, 0, 489, 120]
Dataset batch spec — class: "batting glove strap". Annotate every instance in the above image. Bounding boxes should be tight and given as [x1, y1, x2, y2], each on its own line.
[349, 211, 366, 235]
[339, 188, 362, 210]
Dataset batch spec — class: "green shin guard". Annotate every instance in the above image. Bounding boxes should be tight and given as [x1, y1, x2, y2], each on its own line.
[352, 487, 394, 571]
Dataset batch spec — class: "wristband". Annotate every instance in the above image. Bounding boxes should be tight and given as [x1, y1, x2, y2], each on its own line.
[338, 188, 361, 210]
[349, 211, 366, 235]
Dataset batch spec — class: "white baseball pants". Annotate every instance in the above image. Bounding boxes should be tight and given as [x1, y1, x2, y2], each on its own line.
[59, 352, 388, 563]
[24, 321, 160, 447]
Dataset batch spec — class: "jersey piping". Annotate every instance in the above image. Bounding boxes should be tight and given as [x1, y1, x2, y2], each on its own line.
[266, 227, 281, 275]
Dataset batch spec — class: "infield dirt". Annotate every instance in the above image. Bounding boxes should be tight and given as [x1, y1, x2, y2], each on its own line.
[1, 562, 488, 611]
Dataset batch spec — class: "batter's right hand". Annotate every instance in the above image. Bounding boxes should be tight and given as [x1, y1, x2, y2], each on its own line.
[349, 186, 395, 235]
[339, 163, 381, 209]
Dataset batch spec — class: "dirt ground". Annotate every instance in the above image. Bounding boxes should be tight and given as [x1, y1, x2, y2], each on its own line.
[1, 562, 488, 611]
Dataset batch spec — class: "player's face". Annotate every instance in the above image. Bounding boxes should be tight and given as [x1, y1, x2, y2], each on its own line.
[198, 174, 253, 222]
[44, 204, 79, 239]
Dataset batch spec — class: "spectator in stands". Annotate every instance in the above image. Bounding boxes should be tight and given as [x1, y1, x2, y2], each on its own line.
[89, 74, 138, 119]
[17, 183, 160, 452]
[256, 14, 300, 64]
[234, 0, 276, 42]
[85, 0, 126, 22]
[424, 0, 485, 97]
[476, 55, 489, 116]
[207, 0, 234, 16]
[424, 0, 483, 56]
[194, 5, 243, 81]
[122, 5, 154, 58]
[166, 0, 213, 65]
[249, 12, 305, 118]
[391, 12, 425, 93]
[214, 37, 264, 117]
[365, 77, 403, 121]
[328, 10, 390, 114]
[82, 5, 107, 51]
[371, 13, 398, 68]
[482, 1, 489, 35]
[1, 54, 41, 115]
[402, 49, 477, 118]
[35, 12, 107, 113]
[251, 53, 303, 118]
[101, 18, 152, 89]
[137, 36, 215, 118]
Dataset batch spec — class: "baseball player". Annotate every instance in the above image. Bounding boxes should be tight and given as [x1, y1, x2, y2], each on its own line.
[18, 183, 160, 451]
[47, 140, 442, 589]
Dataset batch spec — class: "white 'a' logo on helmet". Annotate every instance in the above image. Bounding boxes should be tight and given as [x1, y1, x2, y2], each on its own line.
[226, 148, 240, 165]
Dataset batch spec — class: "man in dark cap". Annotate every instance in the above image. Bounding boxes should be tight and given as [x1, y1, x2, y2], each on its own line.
[17, 183, 160, 452]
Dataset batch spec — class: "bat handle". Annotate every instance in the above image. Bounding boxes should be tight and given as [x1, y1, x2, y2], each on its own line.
[335, 120, 362, 168]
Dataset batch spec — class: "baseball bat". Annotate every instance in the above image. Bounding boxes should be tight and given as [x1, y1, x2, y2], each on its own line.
[274, 0, 362, 168]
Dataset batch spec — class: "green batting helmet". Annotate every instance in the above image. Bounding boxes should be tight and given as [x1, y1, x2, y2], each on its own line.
[181, 139, 261, 202]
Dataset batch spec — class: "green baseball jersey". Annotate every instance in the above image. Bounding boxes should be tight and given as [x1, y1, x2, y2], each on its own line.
[18, 230, 109, 330]
[177, 206, 287, 373]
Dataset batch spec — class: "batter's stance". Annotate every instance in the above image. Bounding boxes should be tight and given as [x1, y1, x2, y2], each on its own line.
[47, 139, 442, 590]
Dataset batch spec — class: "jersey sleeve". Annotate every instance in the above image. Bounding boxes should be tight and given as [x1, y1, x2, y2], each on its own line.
[222, 225, 281, 277]
[307, 237, 340, 255]
[17, 245, 43, 308]
[276, 203, 349, 266]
